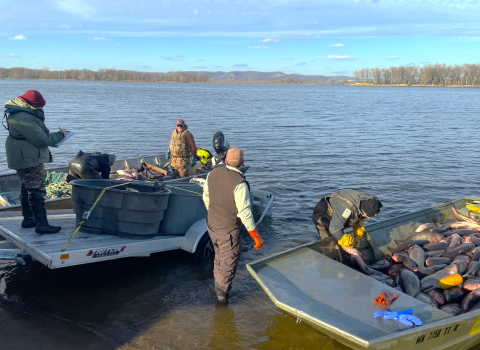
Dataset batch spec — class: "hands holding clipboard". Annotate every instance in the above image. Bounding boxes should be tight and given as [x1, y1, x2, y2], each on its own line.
[53, 127, 74, 147]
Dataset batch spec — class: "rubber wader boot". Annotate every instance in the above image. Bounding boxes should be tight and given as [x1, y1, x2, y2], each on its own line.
[29, 189, 61, 234]
[215, 286, 229, 304]
[20, 186, 36, 228]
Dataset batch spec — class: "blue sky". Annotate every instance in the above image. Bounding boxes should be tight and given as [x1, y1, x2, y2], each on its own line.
[0, 0, 479, 76]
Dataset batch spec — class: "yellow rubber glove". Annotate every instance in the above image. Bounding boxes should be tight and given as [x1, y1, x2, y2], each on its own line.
[353, 219, 366, 247]
[338, 234, 354, 249]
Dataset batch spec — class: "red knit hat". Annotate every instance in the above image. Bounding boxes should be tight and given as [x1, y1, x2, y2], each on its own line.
[18, 90, 46, 108]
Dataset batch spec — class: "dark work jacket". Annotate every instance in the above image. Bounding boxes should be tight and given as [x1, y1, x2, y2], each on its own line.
[68, 151, 111, 180]
[327, 189, 379, 240]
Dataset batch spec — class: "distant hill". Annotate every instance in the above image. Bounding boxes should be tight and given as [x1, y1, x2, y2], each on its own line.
[180, 71, 352, 82]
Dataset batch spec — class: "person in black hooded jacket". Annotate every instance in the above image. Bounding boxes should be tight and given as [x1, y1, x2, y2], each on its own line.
[66, 151, 116, 181]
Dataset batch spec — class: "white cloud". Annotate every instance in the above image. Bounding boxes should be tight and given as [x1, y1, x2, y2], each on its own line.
[296, 62, 307, 66]
[0, 51, 21, 58]
[192, 9, 198, 15]
[386, 56, 399, 59]
[259, 38, 279, 43]
[404, 62, 416, 66]
[249, 46, 268, 49]
[90, 37, 106, 41]
[280, 57, 294, 60]
[317, 56, 322, 58]
[329, 43, 344, 47]
[327, 55, 355, 60]
[233, 64, 248, 67]
[9, 35, 26, 40]
[60, 24, 70, 29]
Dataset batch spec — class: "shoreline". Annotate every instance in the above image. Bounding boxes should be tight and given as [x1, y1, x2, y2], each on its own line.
[1, 78, 479, 88]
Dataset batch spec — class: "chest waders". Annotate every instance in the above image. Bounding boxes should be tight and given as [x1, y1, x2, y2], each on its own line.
[312, 191, 360, 239]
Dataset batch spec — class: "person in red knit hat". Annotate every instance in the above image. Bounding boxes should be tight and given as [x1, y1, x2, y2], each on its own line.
[4, 90, 67, 234]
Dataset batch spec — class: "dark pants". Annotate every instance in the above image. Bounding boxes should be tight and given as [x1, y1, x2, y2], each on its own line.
[312, 197, 333, 239]
[208, 226, 242, 294]
[16, 164, 47, 219]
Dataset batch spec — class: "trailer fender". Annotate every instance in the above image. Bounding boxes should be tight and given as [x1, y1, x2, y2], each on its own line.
[180, 219, 208, 253]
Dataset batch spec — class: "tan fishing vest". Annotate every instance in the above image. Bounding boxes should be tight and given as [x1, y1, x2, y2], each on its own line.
[325, 191, 360, 227]
[170, 129, 191, 158]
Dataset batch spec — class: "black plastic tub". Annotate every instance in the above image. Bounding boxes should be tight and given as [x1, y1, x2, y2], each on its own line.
[71, 179, 171, 237]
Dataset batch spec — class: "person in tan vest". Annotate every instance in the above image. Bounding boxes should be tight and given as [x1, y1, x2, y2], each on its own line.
[202, 147, 264, 304]
[165, 119, 197, 177]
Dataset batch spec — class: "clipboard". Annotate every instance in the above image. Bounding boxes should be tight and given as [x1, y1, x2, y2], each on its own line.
[53, 131, 74, 147]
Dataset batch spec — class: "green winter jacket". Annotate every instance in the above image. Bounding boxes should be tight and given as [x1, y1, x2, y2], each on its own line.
[4, 98, 64, 170]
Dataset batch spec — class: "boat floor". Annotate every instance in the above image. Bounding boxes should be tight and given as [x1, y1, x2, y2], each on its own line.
[248, 242, 451, 342]
[0, 210, 185, 267]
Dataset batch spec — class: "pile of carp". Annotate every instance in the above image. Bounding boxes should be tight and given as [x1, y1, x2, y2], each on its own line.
[344, 206, 480, 317]
[109, 162, 213, 181]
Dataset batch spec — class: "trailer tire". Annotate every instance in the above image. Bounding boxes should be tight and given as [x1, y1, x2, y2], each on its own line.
[195, 232, 214, 263]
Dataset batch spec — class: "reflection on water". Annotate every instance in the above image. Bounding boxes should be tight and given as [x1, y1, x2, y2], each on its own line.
[1, 80, 480, 349]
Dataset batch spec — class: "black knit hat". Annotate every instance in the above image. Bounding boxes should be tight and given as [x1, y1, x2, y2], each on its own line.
[360, 199, 382, 217]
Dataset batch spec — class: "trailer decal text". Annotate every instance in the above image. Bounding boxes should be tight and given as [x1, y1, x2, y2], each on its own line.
[416, 324, 460, 344]
[87, 246, 126, 258]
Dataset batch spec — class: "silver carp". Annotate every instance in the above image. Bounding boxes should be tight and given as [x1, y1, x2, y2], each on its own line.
[461, 289, 480, 313]
[404, 232, 443, 243]
[444, 285, 467, 304]
[343, 247, 385, 276]
[408, 244, 425, 268]
[426, 257, 452, 267]
[463, 279, 480, 292]
[424, 242, 449, 251]
[392, 252, 409, 263]
[416, 292, 438, 308]
[425, 250, 445, 258]
[387, 240, 429, 254]
[401, 269, 421, 297]
[443, 243, 475, 258]
[440, 304, 461, 316]
[427, 289, 446, 306]
[466, 261, 479, 278]
[368, 256, 393, 270]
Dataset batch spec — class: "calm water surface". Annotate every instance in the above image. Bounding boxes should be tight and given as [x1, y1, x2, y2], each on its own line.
[0, 80, 480, 349]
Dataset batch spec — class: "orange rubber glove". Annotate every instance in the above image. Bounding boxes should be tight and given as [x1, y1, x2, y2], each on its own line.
[248, 228, 263, 250]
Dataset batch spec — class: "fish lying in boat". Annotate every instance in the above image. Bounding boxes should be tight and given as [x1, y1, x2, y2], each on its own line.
[404, 232, 443, 243]
[440, 304, 461, 316]
[401, 270, 421, 297]
[343, 207, 480, 314]
[387, 240, 429, 254]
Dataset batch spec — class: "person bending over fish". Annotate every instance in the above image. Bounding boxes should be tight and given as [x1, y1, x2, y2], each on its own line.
[165, 119, 197, 178]
[66, 151, 117, 181]
[312, 189, 382, 249]
[4, 90, 66, 234]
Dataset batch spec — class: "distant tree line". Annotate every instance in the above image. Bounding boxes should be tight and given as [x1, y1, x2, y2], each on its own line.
[353, 63, 480, 86]
[0, 67, 211, 83]
[0, 66, 353, 85]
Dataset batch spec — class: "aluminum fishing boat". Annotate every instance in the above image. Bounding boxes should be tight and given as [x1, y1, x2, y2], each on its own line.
[247, 197, 480, 350]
